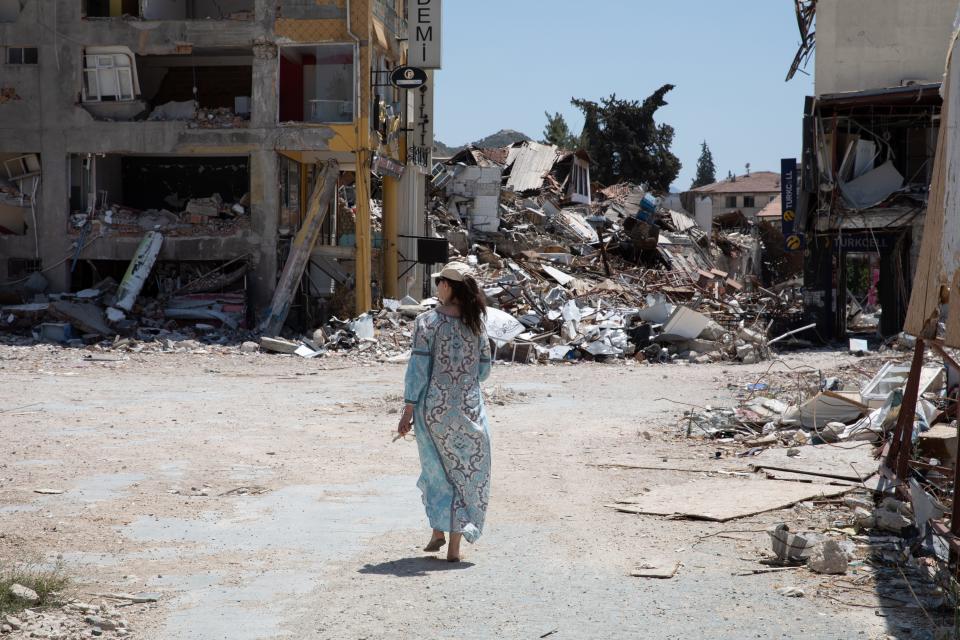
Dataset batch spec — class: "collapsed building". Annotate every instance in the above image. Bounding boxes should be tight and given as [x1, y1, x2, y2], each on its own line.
[369, 139, 807, 365]
[790, 0, 956, 340]
[0, 0, 435, 335]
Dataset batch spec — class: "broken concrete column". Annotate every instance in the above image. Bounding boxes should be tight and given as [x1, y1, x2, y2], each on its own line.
[38, 143, 70, 292]
[249, 150, 280, 315]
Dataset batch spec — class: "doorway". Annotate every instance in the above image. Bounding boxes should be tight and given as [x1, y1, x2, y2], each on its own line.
[843, 252, 881, 335]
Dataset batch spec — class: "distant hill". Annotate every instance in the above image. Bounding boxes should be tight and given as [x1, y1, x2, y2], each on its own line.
[472, 129, 532, 149]
[433, 140, 459, 157]
[434, 129, 533, 158]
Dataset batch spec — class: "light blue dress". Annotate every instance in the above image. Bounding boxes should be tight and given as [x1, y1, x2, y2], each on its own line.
[404, 309, 492, 544]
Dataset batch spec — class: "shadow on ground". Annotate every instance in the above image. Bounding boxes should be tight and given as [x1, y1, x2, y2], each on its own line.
[358, 556, 475, 577]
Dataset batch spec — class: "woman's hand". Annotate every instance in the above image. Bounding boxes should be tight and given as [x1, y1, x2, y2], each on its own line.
[397, 404, 414, 436]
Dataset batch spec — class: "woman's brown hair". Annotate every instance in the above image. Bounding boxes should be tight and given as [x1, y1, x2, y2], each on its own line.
[439, 275, 487, 336]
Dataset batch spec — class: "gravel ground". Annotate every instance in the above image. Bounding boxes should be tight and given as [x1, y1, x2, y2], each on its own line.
[0, 345, 943, 639]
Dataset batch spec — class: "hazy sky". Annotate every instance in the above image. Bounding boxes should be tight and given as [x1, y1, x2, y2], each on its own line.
[432, 0, 815, 192]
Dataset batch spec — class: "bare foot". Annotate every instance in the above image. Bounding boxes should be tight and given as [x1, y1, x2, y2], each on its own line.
[423, 530, 445, 552]
[446, 533, 463, 562]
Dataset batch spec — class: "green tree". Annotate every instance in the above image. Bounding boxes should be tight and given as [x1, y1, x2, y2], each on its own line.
[541, 111, 578, 150]
[571, 85, 681, 194]
[691, 141, 717, 189]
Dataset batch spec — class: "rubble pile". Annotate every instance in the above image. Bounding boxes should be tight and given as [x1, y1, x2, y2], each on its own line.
[2, 140, 808, 363]
[684, 349, 941, 445]
[344, 140, 805, 364]
[147, 101, 250, 129]
[69, 192, 250, 239]
[1, 597, 146, 638]
[0, 240, 249, 350]
[189, 107, 249, 129]
[672, 343, 960, 612]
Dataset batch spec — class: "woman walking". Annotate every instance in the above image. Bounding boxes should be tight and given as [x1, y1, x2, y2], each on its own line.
[397, 262, 492, 562]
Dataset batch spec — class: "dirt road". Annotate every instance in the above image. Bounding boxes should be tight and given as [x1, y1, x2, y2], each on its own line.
[0, 346, 930, 638]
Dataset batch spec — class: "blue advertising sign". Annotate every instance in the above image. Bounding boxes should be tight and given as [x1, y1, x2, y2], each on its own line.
[781, 158, 802, 251]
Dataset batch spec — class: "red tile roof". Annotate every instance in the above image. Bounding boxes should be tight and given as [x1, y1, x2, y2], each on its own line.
[689, 171, 781, 194]
[757, 195, 782, 218]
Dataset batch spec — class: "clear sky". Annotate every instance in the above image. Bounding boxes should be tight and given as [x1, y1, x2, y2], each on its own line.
[433, 0, 815, 192]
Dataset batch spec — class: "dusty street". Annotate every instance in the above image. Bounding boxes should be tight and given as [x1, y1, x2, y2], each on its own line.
[0, 346, 941, 639]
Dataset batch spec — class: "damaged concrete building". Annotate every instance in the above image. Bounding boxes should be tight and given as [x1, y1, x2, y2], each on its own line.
[791, 0, 956, 340]
[0, 0, 431, 330]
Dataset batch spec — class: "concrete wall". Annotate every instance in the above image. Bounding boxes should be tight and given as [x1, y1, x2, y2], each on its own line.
[815, 0, 957, 94]
[0, 0, 20, 22]
[446, 166, 502, 233]
[694, 196, 712, 231]
[707, 192, 779, 222]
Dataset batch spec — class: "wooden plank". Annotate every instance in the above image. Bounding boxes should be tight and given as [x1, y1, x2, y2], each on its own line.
[260, 160, 339, 337]
[947, 270, 960, 347]
[608, 478, 851, 522]
[905, 42, 957, 339]
[759, 469, 883, 491]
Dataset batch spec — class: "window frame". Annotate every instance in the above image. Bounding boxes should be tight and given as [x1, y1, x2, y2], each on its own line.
[743, 195, 756, 208]
[724, 195, 737, 208]
[82, 53, 135, 103]
[5, 47, 38, 65]
[278, 42, 357, 126]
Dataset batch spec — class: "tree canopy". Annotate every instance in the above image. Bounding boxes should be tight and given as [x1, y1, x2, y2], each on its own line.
[571, 85, 681, 194]
[691, 141, 717, 189]
[541, 112, 578, 150]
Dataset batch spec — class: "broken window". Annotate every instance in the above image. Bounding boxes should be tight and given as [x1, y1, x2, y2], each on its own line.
[82, 49, 138, 102]
[279, 44, 355, 124]
[83, 0, 255, 20]
[68, 154, 250, 237]
[725, 196, 737, 208]
[83, 0, 139, 17]
[743, 195, 755, 208]
[0, 153, 41, 236]
[568, 155, 591, 205]
[137, 49, 253, 125]
[5, 47, 38, 65]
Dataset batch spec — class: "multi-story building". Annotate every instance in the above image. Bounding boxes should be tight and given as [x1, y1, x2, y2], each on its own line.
[791, 0, 955, 339]
[681, 171, 781, 231]
[0, 0, 430, 327]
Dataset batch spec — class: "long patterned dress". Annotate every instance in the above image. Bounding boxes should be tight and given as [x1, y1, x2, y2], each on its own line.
[403, 309, 492, 543]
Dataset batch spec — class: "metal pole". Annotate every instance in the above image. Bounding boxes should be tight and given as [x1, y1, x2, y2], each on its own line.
[885, 338, 925, 480]
[951, 387, 960, 538]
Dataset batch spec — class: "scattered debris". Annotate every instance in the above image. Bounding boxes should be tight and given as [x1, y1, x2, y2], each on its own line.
[610, 479, 850, 522]
[8, 584, 39, 604]
[806, 539, 849, 575]
[630, 561, 681, 579]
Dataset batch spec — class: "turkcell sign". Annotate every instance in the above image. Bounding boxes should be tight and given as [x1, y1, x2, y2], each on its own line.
[408, 0, 441, 69]
[781, 158, 802, 252]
